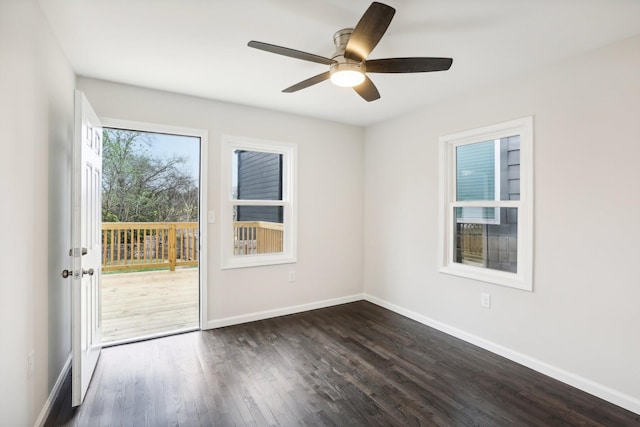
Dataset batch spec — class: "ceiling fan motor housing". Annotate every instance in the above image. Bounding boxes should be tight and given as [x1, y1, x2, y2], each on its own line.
[330, 28, 366, 86]
[333, 29, 353, 55]
[330, 60, 365, 75]
[332, 29, 362, 62]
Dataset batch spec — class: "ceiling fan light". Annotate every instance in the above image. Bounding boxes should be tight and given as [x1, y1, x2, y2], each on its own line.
[330, 61, 365, 87]
[330, 70, 365, 87]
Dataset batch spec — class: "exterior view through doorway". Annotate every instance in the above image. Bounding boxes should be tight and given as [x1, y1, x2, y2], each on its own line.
[100, 126, 202, 345]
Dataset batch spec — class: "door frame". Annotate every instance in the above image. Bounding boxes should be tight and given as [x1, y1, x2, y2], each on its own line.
[100, 117, 209, 330]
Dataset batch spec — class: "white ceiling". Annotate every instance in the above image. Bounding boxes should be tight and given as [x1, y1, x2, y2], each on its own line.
[39, 0, 640, 126]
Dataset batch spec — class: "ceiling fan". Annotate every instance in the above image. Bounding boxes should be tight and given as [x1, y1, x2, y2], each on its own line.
[248, 2, 453, 102]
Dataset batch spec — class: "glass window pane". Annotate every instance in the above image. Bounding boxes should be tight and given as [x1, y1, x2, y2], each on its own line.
[456, 140, 496, 201]
[454, 207, 518, 273]
[232, 150, 283, 200]
[456, 136, 520, 202]
[232, 205, 284, 256]
[236, 206, 283, 223]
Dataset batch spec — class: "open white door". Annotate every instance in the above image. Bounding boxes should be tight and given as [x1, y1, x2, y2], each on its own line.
[71, 91, 103, 406]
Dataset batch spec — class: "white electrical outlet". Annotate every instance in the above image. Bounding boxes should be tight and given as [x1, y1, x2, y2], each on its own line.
[288, 271, 296, 282]
[28, 351, 35, 379]
[481, 293, 491, 308]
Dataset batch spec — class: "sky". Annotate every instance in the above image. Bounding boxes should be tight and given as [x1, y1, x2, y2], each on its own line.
[107, 129, 201, 182]
[149, 132, 200, 182]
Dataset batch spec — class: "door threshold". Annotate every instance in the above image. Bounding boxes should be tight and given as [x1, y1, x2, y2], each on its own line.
[102, 327, 199, 348]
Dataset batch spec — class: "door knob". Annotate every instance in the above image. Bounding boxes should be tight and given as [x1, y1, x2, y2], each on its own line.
[62, 268, 94, 278]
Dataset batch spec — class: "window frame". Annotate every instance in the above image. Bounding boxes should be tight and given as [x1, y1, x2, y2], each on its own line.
[221, 135, 297, 269]
[438, 117, 534, 290]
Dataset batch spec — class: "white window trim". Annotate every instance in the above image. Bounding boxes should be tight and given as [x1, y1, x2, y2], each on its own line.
[438, 116, 534, 291]
[221, 135, 297, 269]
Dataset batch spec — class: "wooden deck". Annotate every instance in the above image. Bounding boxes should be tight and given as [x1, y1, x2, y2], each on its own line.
[101, 267, 199, 344]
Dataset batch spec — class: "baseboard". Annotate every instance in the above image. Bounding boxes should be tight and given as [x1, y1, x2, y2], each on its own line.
[206, 294, 364, 329]
[363, 293, 640, 416]
[34, 353, 72, 427]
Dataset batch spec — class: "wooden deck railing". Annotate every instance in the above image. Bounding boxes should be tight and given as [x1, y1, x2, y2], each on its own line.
[102, 222, 198, 272]
[233, 221, 284, 255]
[102, 221, 282, 270]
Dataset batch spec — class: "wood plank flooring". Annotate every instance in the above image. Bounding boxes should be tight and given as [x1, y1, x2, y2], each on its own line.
[46, 301, 639, 426]
[102, 268, 199, 343]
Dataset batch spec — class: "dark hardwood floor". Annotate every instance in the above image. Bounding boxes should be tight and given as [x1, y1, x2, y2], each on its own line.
[46, 301, 639, 426]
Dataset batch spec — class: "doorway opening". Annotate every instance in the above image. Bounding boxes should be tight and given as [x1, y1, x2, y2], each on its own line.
[100, 125, 203, 345]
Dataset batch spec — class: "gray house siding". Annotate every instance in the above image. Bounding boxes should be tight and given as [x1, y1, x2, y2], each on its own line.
[236, 150, 283, 223]
[486, 135, 520, 273]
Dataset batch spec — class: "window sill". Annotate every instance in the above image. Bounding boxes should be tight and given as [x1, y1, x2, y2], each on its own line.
[221, 253, 297, 270]
[440, 264, 532, 291]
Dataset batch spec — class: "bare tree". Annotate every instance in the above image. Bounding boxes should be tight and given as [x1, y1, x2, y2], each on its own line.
[102, 129, 198, 223]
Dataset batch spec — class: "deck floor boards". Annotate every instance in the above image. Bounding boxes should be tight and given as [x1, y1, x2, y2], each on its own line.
[101, 268, 199, 343]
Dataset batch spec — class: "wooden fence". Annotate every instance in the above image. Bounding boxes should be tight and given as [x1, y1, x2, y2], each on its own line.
[233, 221, 284, 255]
[102, 222, 198, 272]
[457, 223, 486, 266]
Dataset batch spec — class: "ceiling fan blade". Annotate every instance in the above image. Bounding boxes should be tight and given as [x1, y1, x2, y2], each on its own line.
[282, 71, 331, 93]
[365, 57, 453, 73]
[248, 41, 336, 66]
[345, 2, 396, 62]
[353, 75, 380, 102]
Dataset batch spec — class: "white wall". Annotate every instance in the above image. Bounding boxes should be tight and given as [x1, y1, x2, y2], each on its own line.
[3, 2, 634, 421]
[0, 0, 75, 425]
[76, 78, 365, 326]
[364, 34, 640, 412]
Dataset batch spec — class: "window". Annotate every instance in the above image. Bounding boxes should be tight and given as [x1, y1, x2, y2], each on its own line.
[221, 135, 297, 268]
[439, 117, 533, 290]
